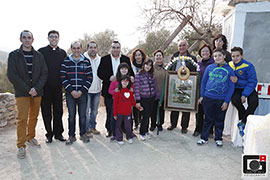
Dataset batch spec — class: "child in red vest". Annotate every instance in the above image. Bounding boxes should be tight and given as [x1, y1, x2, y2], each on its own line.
[113, 75, 142, 145]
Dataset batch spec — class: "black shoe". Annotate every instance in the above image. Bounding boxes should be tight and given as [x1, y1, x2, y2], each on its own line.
[55, 136, 66, 142]
[158, 126, 163, 132]
[106, 131, 112, 138]
[66, 136, 76, 145]
[192, 131, 200, 137]
[181, 128, 188, 134]
[46, 136, 52, 143]
[167, 126, 175, 131]
[80, 135, 90, 143]
[150, 126, 156, 131]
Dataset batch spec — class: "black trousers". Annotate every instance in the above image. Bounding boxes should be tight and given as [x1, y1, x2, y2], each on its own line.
[41, 86, 64, 138]
[104, 97, 113, 133]
[195, 104, 204, 133]
[231, 89, 258, 124]
[140, 97, 155, 135]
[132, 107, 142, 128]
[150, 100, 164, 128]
[170, 111, 190, 130]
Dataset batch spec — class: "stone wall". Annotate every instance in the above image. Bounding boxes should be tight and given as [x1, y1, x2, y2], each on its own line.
[0, 93, 17, 127]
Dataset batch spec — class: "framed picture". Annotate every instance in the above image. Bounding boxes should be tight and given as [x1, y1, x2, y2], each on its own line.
[164, 71, 199, 112]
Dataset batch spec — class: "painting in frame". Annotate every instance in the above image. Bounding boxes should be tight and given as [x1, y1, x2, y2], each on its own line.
[164, 71, 199, 112]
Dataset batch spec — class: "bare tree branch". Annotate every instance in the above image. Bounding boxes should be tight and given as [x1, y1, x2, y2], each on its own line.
[159, 15, 192, 51]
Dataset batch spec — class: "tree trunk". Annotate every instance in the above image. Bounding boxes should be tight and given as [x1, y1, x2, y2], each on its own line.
[188, 32, 212, 52]
[159, 15, 192, 52]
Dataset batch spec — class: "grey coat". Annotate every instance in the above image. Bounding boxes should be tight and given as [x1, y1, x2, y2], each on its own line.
[7, 46, 48, 97]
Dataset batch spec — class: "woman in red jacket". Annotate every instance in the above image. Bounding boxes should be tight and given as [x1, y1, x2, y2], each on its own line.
[113, 75, 142, 145]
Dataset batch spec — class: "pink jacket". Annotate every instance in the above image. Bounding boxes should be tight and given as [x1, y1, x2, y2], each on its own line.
[109, 81, 134, 97]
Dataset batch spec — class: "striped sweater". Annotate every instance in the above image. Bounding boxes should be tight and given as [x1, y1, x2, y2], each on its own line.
[134, 72, 160, 102]
[61, 54, 93, 94]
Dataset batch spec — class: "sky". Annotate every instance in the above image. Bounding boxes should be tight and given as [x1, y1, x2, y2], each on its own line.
[0, 0, 146, 52]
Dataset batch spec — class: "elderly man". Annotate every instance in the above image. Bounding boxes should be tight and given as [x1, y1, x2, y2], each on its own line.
[97, 41, 134, 138]
[7, 30, 48, 159]
[167, 39, 197, 133]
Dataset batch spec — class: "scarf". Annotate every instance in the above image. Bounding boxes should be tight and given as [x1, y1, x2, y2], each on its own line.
[132, 60, 143, 69]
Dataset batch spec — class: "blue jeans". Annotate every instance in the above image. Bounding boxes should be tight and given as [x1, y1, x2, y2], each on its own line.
[66, 93, 87, 137]
[86, 92, 101, 131]
[201, 96, 227, 141]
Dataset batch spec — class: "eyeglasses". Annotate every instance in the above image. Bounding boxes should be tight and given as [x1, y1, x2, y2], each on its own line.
[72, 47, 81, 50]
[49, 35, 59, 39]
[21, 36, 32, 40]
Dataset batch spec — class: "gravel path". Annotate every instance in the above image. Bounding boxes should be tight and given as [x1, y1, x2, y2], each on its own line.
[0, 107, 243, 180]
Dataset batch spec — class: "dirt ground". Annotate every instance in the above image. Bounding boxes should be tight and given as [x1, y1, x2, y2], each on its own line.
[0, 107, 243, 180]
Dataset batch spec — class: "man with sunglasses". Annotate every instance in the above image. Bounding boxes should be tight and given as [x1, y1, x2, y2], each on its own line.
[39, 30, 67, 143]
[7, 30, 48, 159]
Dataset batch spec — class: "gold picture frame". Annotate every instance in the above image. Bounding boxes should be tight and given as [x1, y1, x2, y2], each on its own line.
[164, 71, 199, 112]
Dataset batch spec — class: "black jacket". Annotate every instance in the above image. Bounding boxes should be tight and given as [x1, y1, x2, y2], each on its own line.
[169, 51, 197, 72]
[97, 54, 134, 98]
[7, 46, 48, 97]
[38, 45, 66, 87]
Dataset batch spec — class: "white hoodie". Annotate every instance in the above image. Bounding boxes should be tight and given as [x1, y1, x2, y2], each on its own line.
[84, 52, 102, 93]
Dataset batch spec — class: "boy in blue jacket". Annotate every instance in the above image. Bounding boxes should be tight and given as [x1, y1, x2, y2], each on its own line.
[229, 47, 258, 137]
[197, 49, 235, 147]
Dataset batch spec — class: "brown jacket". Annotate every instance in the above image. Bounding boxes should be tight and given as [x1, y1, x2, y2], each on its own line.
[153, 63, 166, 95]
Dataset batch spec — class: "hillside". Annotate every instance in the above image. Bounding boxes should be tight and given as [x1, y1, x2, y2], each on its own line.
[0, 50, 8, 68]
[0, 50, 8, 62]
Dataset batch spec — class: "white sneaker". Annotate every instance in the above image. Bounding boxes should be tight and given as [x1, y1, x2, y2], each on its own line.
[128, 139, 133, 144]
[145, 132, 151, 139]
[117, 141, 124, 145]
[27, 138, 41, 147]
[17, 147, 26, 159]
[197, 139, 208, 145]
[216, 140, 223, 147]
[140, 135, 146, 141]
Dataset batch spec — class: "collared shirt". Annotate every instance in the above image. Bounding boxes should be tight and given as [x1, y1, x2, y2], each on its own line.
[84, 52, 102, 93]
[111, 54, 121, 76]
[38, 45, 66, 87]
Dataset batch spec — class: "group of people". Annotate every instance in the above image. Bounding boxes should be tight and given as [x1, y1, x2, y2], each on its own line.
[7, 30, 258, 159]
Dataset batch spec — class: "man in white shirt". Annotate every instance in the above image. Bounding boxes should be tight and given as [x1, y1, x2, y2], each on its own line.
[97, 41, 134, 137]
[84, 41, 102, 137]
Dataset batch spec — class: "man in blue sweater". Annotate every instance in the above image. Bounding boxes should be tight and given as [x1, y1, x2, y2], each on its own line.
[61, 41, 93, 145]
[229, 47, 258, 137]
